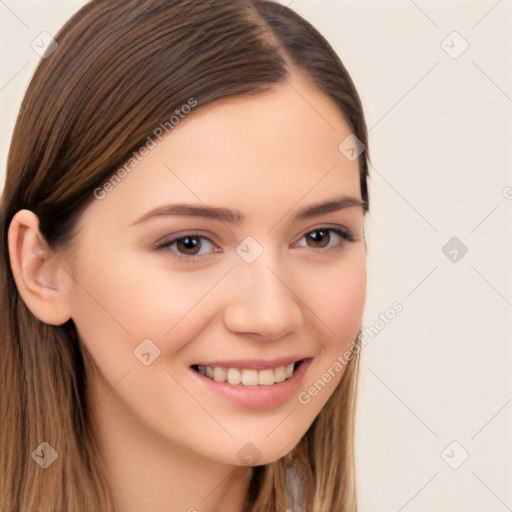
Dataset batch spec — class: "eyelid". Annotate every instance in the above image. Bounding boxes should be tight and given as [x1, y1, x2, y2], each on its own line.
[150, 230, 222, 263]
[150, 229, 218, 249]
[152, 225, 356, 261]
[293, 224, 354, 243]
[292, 226, 354, 249]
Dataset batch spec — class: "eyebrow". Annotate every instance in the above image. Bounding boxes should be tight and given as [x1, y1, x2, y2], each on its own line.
[130, 196, 368, 226]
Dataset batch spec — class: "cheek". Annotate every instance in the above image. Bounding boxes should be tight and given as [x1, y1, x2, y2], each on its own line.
[70, 237, 365, 356]
[294, 252, 365, 411]
[69, 247, 228, 360]
[305, 250, 366, 346]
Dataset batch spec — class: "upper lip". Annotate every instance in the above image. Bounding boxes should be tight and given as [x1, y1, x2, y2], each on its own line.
[192, 356, 310, 370]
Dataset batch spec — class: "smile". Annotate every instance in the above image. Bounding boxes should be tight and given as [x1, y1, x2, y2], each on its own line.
[192, 361, 300, 386]
[190, 358, 312, 409]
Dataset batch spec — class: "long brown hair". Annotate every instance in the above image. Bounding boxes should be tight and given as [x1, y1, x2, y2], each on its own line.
[0, 1, 370, 510]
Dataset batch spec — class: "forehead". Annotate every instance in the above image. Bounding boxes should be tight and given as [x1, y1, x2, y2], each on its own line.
[168, 71, 355, 170]
[80, 71, 362, 228]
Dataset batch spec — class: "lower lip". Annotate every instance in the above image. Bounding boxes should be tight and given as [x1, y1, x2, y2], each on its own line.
[190, 358, 312, 410]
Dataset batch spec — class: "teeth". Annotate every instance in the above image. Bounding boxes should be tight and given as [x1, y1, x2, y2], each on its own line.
[213, 367, 226, 382]
[274, 366, 286, 383]
[227, 368, 242, 385]
[258, 369, 275, 386]
[195, 362, 297, 386]
[241, 369, 258, 386]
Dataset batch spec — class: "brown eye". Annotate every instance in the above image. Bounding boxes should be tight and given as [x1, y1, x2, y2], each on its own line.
[305, 229, 331, 248]
[294, 227, 353, 251]
[176, 236, 201, 255]
[155, 233, 219, 260]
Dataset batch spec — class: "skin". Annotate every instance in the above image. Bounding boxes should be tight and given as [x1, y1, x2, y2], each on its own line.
[8, 69, 366, 512]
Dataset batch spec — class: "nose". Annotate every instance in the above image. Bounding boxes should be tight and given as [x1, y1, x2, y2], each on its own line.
[222, 256, 304, 340]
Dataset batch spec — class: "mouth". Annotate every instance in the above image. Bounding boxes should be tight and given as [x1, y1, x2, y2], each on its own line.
[190, 359, 306, 387]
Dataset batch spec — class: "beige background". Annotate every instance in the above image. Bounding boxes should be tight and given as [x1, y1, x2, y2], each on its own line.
[1, 1, 511, 510]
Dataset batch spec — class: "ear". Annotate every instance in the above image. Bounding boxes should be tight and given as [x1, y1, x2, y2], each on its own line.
[7, 209, 74, 326]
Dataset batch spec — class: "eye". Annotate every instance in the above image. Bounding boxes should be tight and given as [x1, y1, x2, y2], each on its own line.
[154, 233, 220, 261]
[294, 227, 354, 251]
[153, 226, 355, 262]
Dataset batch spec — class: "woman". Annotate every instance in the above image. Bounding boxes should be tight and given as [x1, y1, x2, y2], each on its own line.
[0, 1, 370, 510]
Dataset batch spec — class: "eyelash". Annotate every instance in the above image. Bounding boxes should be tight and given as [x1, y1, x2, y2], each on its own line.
[153, 227, 355, 262]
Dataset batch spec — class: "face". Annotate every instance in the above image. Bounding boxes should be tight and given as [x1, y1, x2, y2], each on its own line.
[64, 70, 366, 466]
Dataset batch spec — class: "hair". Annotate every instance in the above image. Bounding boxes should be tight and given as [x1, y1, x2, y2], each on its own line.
[0, 1, 370, 510]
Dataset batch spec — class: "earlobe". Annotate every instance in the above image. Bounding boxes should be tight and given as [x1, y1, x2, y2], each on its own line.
[7, 209, 73, 326]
